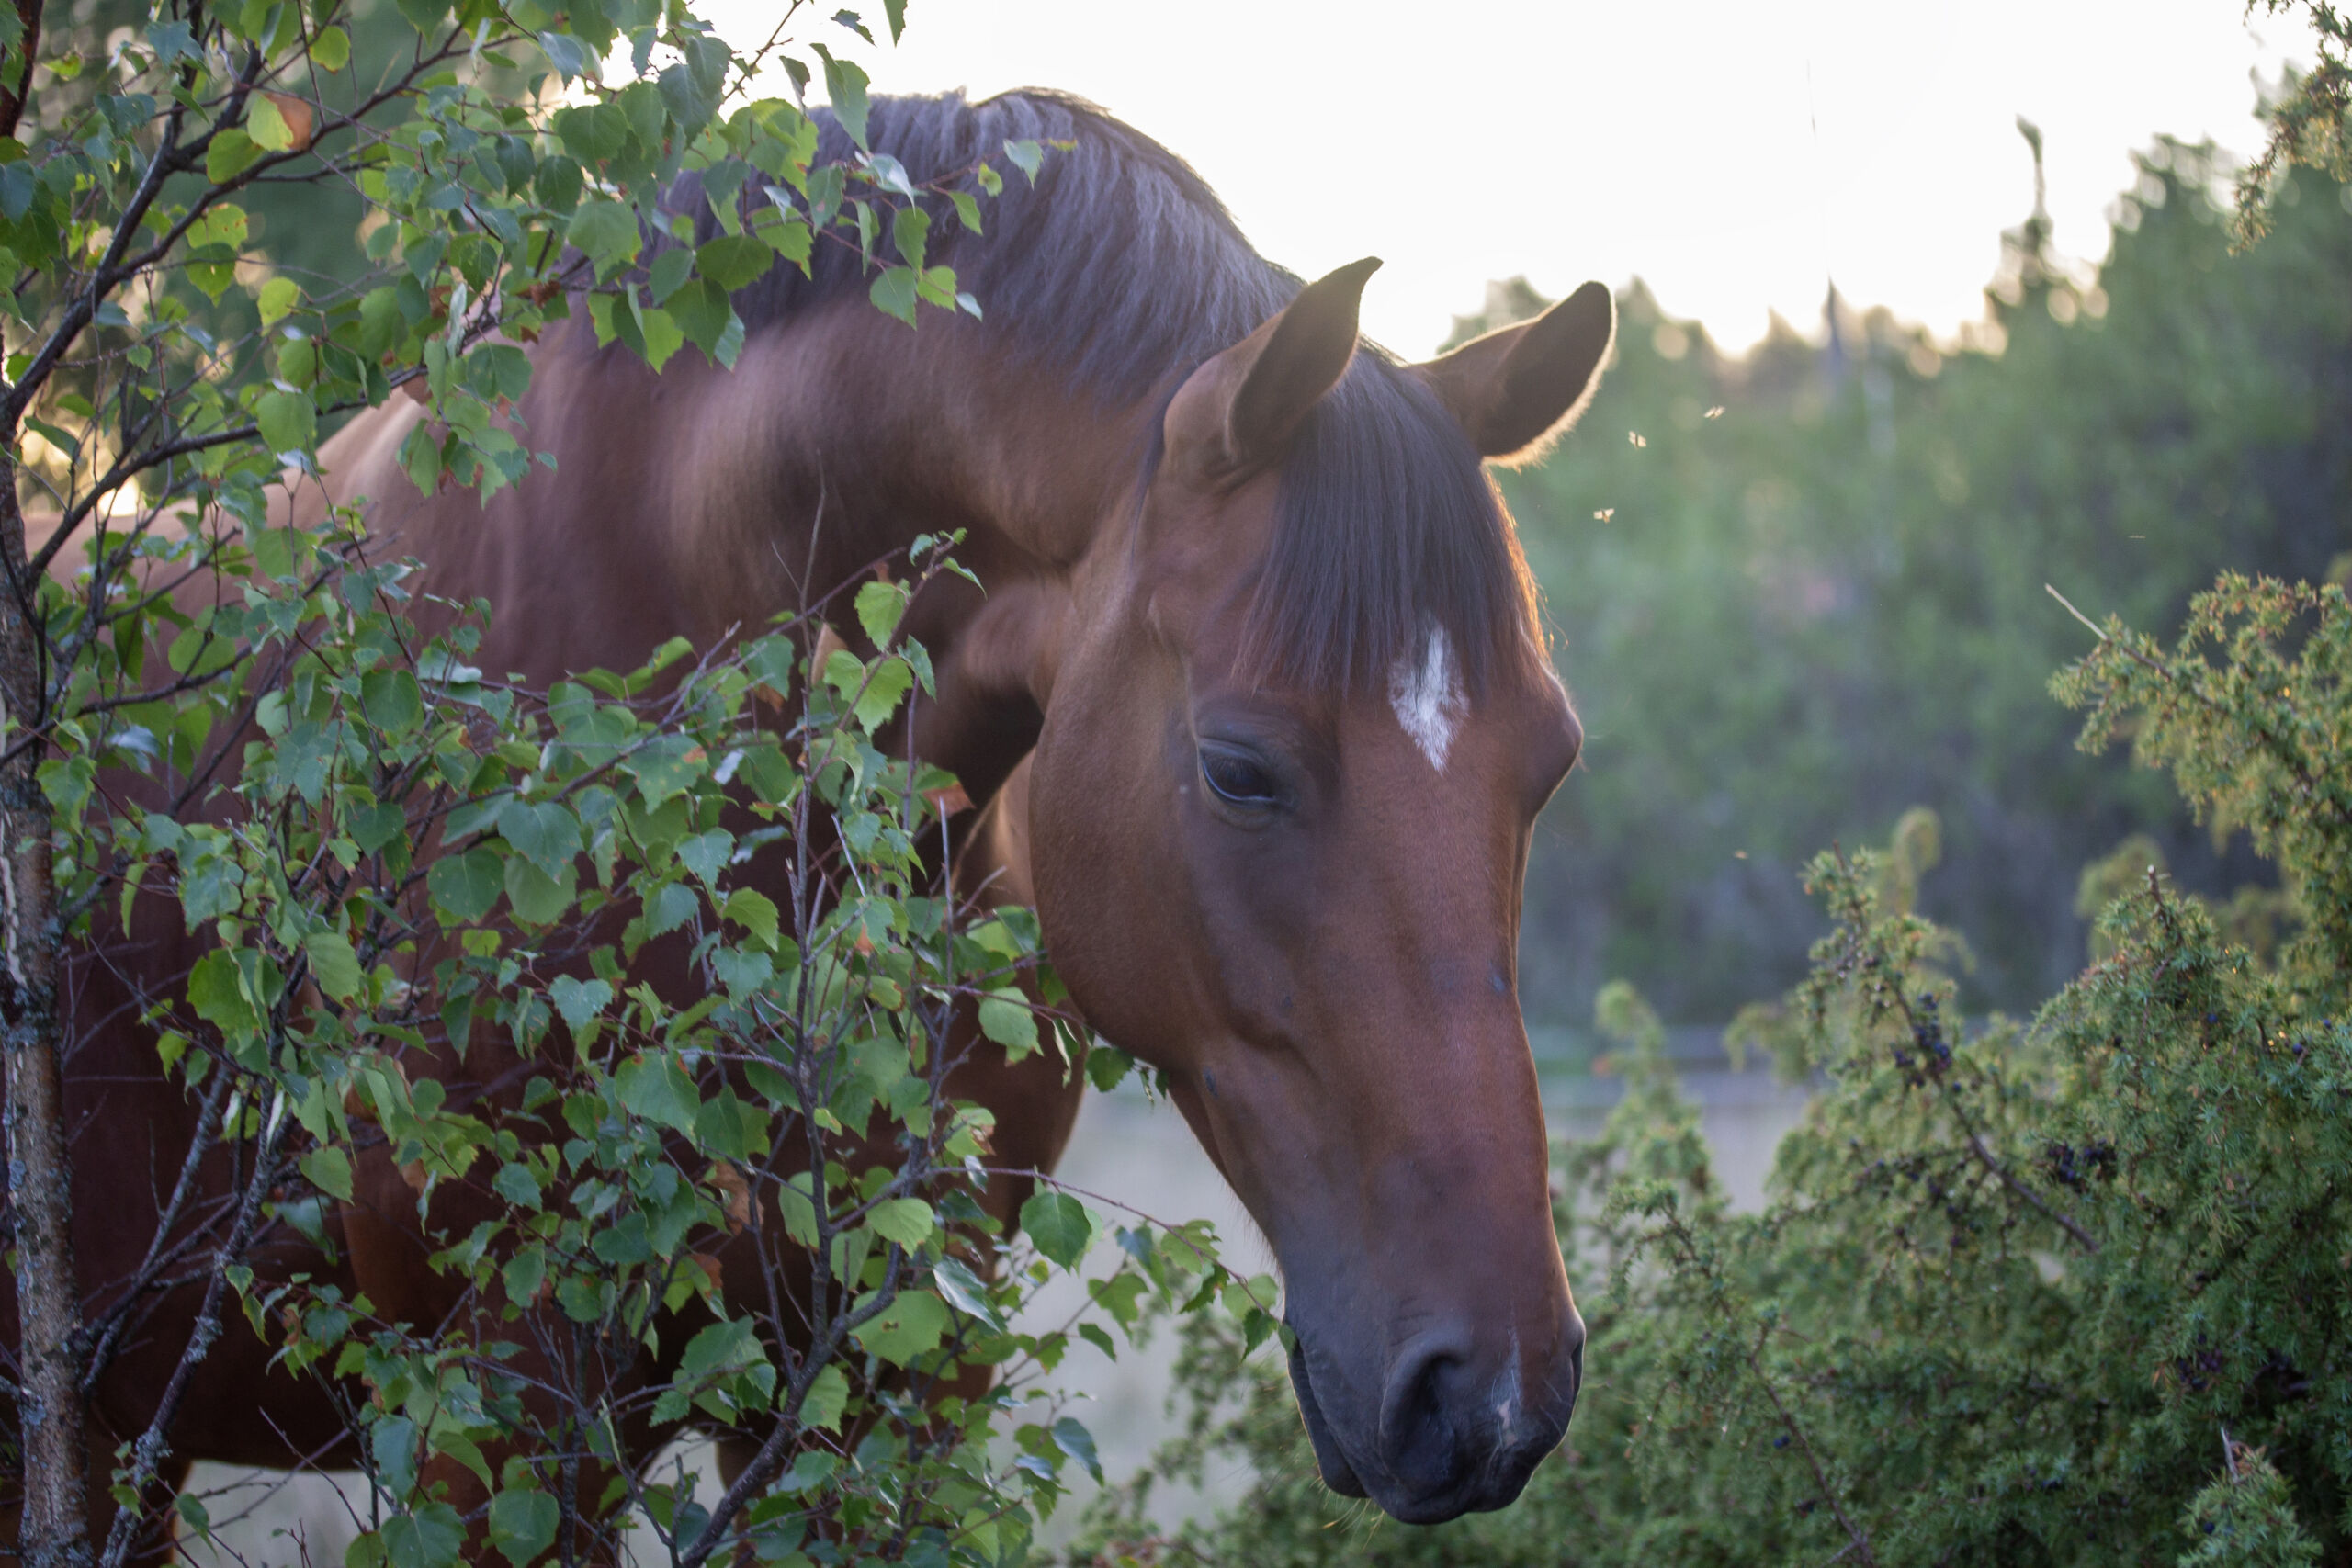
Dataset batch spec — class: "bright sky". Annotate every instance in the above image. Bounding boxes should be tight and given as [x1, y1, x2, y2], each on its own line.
[707, 1, 2317, 357]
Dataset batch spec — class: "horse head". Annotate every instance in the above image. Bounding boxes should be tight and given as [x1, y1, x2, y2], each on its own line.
[967, 261, 1614, 1522]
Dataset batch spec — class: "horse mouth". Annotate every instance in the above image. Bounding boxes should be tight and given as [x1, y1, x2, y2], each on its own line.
[1286, 1328, 1367, 1499]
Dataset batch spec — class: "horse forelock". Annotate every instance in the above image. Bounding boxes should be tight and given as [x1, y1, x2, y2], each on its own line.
[675, 87, 1541, 697]
[1133, 350, 1542, 700]
[1247, 354, 1541, 698]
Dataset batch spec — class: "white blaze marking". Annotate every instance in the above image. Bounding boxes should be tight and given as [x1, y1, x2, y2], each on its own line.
[1387, 626, 1469, 771]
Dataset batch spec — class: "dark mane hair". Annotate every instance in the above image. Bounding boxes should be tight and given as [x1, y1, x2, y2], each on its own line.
[682, 89, 1539, 693]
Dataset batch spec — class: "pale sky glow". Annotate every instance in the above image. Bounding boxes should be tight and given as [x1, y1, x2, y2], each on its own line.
[707, 2, 2317, 357]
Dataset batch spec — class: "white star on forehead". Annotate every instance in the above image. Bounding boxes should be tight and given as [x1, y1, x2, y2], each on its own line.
[1388, 626, 1469, 771]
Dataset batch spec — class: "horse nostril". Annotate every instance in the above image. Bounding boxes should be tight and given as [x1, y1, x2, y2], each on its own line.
[1376, 1327, 1476, 1494]
[1371, 1318, 1582, 1520]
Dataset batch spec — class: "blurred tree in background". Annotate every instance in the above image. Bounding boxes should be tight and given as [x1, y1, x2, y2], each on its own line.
[1500, 140, 2352, 1038]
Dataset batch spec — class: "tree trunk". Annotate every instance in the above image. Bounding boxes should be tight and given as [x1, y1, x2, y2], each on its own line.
[0, 463, 92, 1568]
[0, 0, 40, 143]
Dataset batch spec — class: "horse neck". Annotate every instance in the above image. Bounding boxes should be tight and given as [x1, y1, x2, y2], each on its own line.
[632, 304, 1154, 795]
[662, 306, 1149, 635]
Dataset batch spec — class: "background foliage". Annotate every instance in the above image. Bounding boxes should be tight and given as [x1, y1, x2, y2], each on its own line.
[1501, 140, 2352, 1035]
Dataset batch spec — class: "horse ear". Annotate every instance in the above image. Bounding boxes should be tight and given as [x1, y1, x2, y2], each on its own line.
[1165, 256, 1382, 489]
[1416, 280, 1615, 465]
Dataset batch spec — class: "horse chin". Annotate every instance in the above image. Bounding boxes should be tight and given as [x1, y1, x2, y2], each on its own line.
[1286, 1329, 1367, 1499]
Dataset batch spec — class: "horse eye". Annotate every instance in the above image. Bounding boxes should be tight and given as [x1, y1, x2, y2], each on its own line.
[1199, 747, 1278, 807]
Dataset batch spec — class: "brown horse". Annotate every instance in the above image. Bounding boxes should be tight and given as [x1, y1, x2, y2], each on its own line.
[11, 86, 1613, 1549]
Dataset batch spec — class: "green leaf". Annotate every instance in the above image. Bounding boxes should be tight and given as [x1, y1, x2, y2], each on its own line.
[487, 1488, 557, 1568]
[257, 276, 300, 326]
[548, 975, 613, 1030]
[497, 799, 582, 880]
[254, 389, 316, 456]
[1004, 138, 1044, 184]
[645, 880, 700, 938]
[854, 580, 906, 648]
[427, 847, 504, 924]
[712, 948, 773, 998]
[635, 305, 686, 370]
[350, 804, 404, 855]
[695, 232, 775, 290]
[567, 199, 640, 276]
[390, 0, 449, 36]
[1019, 1190, 1093, 1269]
[775, 1175, 819, 1247]
[383, 1504, 464, 1568]
[775, 1450, 837, 1495]
[665, 278, 735, 362]
[798, 1363, 849, 1430]
[695, 1089, 767, 1161]
[867, 1197, 935, 1247]
[556, 1274, 605, 1324]
[614, 1054, 700, 1137]
[37, 757, 93, 818]
[304, 930, 362, 1002]
[1085, 1040, 1136, 1093]
[978, 990, 1039, 1060]
[492, 1161, 542, 1208]
[300, 1145, 354, 1201]
[429, 1433, 495, 1510]
[889, 204, 929, 271]
[205, 130, 262, 184]
[188, 204, 250, 251]
[360, 669, 424, 736]
[310, 24, 349, 70]
[852, 1288, 948, 1366]
[949, 189, 983, 233]
[502, 1247, 546, 1306]
[931, 1256, 1007, 1332]
[916, 265, 960, 310]
[536, 28, 594, 81]
[868, 265, 917, 325]
[853, 656, 914, 730]
[187, 949, 260, 1037]
[646, 245, 693, 303]
[816, 47, 869, 149]
[1053, 1416, 1103, 1483]
[676, 828, 733, 886]
[722, 887, 779, 949]
[503, 856, 578, 927]
[248, 94, 297, 152]
[621, 735, 701, 806]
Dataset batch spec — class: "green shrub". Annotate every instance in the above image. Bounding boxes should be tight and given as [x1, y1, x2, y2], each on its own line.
[0, 1, 1263, 1559]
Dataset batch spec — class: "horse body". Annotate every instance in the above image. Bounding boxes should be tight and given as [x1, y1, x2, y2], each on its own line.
[9, 87, 1616, 1552]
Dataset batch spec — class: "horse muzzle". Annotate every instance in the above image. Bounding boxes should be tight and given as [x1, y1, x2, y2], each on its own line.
[1285, 1303, 1583, 1524]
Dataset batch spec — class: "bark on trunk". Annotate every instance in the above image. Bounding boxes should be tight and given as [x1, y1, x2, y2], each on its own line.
[0, 462, 93, 1568]
[0, 0, 40, 141]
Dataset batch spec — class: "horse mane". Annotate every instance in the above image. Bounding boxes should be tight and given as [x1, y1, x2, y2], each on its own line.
[681, 89, 1541, 694]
